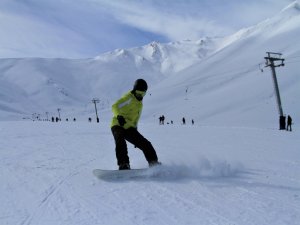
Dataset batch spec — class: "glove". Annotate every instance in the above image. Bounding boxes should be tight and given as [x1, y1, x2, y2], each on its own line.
[117, 115, 126, 127]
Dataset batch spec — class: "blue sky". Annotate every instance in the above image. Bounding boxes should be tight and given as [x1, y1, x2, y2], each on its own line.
[0, 0, 295, 58]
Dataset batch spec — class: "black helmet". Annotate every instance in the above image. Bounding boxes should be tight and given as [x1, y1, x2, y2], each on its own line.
[133, 79, 148, 91]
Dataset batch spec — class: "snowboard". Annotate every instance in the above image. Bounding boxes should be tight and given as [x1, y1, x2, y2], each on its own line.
[93, 168, 150, 180]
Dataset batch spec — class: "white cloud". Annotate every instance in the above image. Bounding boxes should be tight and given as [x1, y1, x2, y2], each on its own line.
[94, 0, 232, 39]
[112, 6, 229, 39]
[94, 0, 294, 40]
[0, 0, 295, 58]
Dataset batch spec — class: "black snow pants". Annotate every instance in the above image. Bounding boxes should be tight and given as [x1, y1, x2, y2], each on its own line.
[111, 126, 158, 166]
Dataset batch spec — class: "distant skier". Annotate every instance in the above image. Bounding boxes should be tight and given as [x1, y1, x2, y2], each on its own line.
[286, 115, 292, 131]
[111, 79, 161, 170]
[159, 115, 165, 125]
[182, 117, 186, 125]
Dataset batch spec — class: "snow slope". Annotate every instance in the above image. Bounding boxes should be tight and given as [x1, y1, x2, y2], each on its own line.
[1, 121, 299, 225]
[1, 2, 300, 225]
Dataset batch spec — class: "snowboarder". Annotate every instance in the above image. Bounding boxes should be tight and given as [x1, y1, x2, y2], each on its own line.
[286, 115, 292, 131]
[111, 79, 160, 170]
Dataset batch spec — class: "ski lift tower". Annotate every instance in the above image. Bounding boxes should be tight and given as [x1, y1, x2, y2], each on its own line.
[92, 98, 100, 123]
[264, 52, 285, 130]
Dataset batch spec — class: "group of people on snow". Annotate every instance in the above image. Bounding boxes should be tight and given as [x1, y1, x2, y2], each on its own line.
[51, 117, 77, 122]
[159, 115, 194, 125]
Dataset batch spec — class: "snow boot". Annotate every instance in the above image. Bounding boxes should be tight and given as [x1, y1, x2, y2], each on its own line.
[119, 163, 131, 170]
[149, 161, 162, 168]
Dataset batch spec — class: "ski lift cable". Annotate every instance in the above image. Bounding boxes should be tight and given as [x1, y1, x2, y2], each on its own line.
[171, 55, 295, 90]
[180, 63, 261, 89]
[285, 55, 300, 59]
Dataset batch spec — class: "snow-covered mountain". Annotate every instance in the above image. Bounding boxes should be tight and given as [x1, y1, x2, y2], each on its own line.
[1, 1, 300, 128]
[0, 38, 220, 120]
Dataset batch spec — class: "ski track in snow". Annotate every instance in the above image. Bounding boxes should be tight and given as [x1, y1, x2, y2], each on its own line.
[0, 122, 300, 225]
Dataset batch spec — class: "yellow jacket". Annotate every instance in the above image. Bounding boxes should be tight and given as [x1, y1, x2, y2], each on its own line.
[111, 91, 143, 129]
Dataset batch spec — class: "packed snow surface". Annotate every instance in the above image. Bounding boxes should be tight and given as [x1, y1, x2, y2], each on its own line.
[0, 121, 299, 225]
[1, 1, 300, 225]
